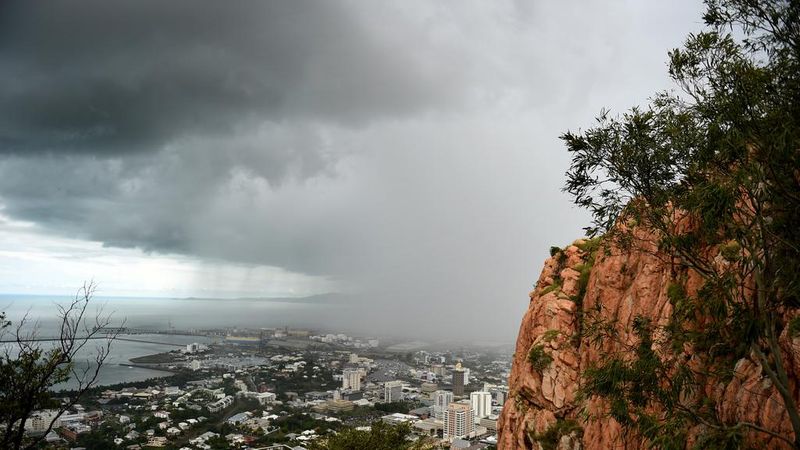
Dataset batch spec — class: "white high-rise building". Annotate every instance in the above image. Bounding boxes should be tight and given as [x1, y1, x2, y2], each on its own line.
[342, 368, 361, 391]
[443, 402, 474, 440]
[470, 391, 492, 422]
[433, 390, 453, 420]
[482, 383, 508, 406]
[492, 388, 507, 406]
[384, 381, 403, 402]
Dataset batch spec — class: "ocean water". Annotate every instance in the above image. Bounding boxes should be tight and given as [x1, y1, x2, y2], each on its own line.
[50, 334, 218, 390]
[0, 294, 341, 388]
[0, 294, 339, 332]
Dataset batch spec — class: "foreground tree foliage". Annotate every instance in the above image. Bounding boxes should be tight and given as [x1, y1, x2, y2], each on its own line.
[310, 422, 433, 450]
[0, 282, 119, 449]
[562, 0, 800, 448]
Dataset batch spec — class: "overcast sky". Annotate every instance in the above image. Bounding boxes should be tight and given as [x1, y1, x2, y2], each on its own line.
[0, 0, 704, 342]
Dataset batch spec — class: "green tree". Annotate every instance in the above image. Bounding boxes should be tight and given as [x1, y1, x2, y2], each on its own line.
[374, 401, 413, 414]
[206, 435, 231, 449]
[74, 429, 118, 449]
[311, 421, 430, 450]
[0, 282, 120, 449]
[562, 0, 800, 447]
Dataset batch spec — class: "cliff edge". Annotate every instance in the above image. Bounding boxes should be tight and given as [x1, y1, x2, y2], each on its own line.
[497, 233, 800, 449]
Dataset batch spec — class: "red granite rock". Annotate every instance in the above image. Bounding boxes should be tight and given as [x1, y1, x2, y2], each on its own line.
[498, 233, 800, 449]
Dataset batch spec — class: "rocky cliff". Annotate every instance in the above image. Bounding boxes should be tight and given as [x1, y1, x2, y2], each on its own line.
[497, 234, 800, 449]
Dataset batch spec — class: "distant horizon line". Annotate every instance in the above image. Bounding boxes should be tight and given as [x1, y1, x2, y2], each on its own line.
[0, 291, 347, 302]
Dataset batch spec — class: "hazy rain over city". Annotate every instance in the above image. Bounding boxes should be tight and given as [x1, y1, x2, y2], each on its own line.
[0, 0, 703, 342]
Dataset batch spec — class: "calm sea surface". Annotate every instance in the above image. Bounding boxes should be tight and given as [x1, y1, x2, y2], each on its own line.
[0, 295, 339, 389]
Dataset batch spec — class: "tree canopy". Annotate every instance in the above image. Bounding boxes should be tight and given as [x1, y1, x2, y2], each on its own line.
[562, 0, 800, 447]
[310, 421, 431, 450]
[0, 283, 118, 450]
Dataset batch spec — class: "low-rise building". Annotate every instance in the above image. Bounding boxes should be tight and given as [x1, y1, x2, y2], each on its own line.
[413, 418, 444, 437]
[381, 413, 419, 425]
[256, 392, 277, 405]
[479, 415, 498, 432]
[146, 436, 168, 447]
[207, 395, 234, 413]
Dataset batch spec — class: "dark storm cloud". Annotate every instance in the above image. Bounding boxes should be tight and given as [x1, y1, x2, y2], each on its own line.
[0, 0, 463, 156]
[0, 0, 706, 341]
[0, 0, 497, 269]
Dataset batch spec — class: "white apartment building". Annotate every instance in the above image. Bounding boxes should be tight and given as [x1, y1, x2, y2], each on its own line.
[342, 368, 361, 391]
[207, 395, 234, 413]
[470, 391, 492, 422]
[25, 410, 60, 433]
[433, 390, 453, 420]
[384, 381, 403, 402]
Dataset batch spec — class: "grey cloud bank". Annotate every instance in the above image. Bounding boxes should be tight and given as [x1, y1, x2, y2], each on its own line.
[0, 0, 703, 342]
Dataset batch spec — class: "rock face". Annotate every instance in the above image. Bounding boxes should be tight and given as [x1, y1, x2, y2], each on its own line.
[497, 236, 800, 449]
